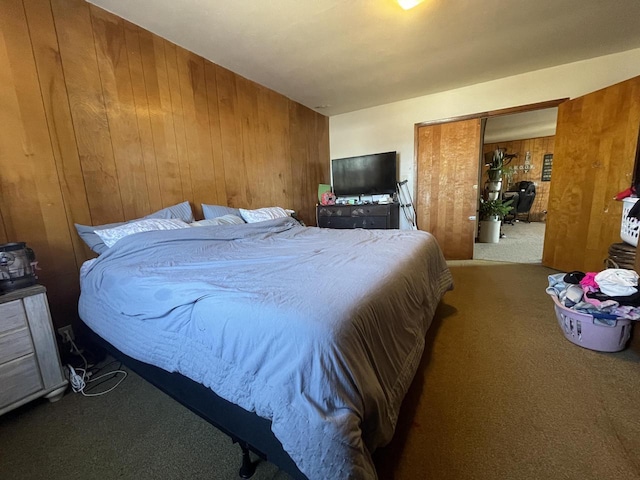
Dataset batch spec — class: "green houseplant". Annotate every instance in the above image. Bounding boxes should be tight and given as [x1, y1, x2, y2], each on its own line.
[486, 148, 517, 182]
[479, 198, 514, 221]
[478, 198, 514, 243]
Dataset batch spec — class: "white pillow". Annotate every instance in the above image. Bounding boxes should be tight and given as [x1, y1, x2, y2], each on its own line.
[190, 215, 246, 227]
[94, 218, 189, 248]
[75, 201, 194, 255]
[239, 207, 291, 223]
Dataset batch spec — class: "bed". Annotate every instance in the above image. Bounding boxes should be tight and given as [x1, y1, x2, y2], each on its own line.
[78, 216, 453, 479]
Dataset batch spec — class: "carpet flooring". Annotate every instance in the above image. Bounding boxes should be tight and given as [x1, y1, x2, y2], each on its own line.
[376, 262, 640, 479]
[0, 358, 289, 480]
[1, 262, 639, 480]
[474, 221, 546, 263]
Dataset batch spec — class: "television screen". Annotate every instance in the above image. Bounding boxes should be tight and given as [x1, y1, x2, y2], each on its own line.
[331, 151, 397, 196]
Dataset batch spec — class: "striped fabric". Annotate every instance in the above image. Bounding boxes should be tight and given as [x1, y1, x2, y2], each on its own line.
[75, 201, 195, 254]
[149, 201, 194, 223]
[202, 204, 241, 220]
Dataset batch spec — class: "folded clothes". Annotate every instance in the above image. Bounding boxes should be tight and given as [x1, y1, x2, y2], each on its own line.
[547, 273, 640, 321]
[563, 271, 586, 284]
[614, 305, 640, 320]
[582, 290, 618, 309]
[562, 284, 584, 306]
[579, 272, 599, 290]
[592, 316, 619, 327]
[595, 269, 638, 297]
[586, 290, 640, 307]
[546, 273, 569, 297]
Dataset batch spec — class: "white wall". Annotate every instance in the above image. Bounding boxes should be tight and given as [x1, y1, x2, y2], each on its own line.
[330, 48, 640, 216]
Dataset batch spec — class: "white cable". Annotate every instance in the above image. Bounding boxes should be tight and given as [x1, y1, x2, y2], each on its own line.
[68, 365, 86, 392]
[68, 366, 128, 397]
[67, 339, 127, 397]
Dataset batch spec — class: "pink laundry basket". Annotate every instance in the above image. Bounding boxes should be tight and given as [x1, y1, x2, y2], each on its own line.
[550, 294, 633, 352]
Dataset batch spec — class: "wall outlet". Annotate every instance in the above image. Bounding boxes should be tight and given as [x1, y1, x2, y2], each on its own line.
[57, 325, 75, 343]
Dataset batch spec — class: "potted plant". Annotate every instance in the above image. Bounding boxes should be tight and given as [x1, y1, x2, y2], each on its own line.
[485, 149, 517, 200]
[486, 148, 517, 176]
[478, 198, 513, 243]
[487, 150, 505, 182]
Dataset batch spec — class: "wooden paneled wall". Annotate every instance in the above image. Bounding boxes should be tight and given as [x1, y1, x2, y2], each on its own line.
[483, 136, 555, 222]
[543, 76, 640, 273]
[0, 0, 329, 328]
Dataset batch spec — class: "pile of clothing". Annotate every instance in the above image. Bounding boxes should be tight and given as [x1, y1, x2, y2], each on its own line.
[547, 269, 640, 324]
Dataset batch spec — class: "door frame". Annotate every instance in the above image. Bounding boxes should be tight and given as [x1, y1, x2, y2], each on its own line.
[413, 98, 568, 259]
[414, 99, 567, 129]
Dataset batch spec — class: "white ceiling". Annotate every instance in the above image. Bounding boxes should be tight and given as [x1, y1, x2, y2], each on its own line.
[484, 108, 558, 144]
[89, 0, 640, 117]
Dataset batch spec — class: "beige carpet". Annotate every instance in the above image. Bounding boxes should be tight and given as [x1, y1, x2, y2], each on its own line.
[374, 262, 640, 480]
[1, 262, 639, 480]
[474, 221, 546, 263]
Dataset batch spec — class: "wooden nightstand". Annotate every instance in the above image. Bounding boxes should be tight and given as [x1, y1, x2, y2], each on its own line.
[0, 285, 68, 415]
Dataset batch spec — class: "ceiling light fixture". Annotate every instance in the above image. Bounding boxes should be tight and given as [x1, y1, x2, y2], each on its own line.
[398, 0, 424, 10]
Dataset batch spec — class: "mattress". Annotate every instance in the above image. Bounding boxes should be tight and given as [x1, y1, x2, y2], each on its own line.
[79, 217, 453, 479]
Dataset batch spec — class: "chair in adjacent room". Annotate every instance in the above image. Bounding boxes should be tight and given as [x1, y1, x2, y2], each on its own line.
[503, 181, 536, 224]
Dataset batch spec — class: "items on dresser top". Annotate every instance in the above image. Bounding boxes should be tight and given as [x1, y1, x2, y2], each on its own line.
[0, 242, 37, 293]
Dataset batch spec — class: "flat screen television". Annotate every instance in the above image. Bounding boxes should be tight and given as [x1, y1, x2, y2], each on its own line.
[331, 151, 397, 196]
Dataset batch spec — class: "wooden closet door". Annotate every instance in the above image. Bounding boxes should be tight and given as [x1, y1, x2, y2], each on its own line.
[543, 76, 640, 272]
[416, 119, 482, 260]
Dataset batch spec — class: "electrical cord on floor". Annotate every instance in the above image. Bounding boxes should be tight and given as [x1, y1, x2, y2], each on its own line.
[83, 362, 124, 394]
[66, 339, 127, 397]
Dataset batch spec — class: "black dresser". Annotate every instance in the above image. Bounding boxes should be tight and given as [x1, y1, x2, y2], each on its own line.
[317, 203, 400, 229]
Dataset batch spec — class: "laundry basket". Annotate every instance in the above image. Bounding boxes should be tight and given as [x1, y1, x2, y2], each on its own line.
[621, 197, 639, 247]
[550, 294, 633, 352]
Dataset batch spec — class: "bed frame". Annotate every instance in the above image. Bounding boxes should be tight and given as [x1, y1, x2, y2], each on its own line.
[84, 327, 307, 480]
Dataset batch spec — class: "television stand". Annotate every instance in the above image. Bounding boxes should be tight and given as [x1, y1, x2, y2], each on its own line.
[317, 203, 399, 229]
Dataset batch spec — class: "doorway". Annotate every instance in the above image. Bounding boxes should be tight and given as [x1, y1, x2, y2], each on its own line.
[474, 108, 558, 263]
[415, 100, 563, 261]
[416, 77, 640, 269]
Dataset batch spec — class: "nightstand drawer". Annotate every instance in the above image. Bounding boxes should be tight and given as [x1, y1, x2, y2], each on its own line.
[358, 217, 388, 229]
[320, 216, 356, 229]
[351, 205, 390, 216]
[317, 206, 350, 216]
[317, 203, 399, 229]
[0, 286, 68, 416]
[0, 327, 34, 364]
[0, 354, 42, 408]
[0, 299, 28, 335]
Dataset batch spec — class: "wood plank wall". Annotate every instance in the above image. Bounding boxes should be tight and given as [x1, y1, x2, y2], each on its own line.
[483, 136, 555, 222]
[543, 76, 640, 273]
[0, 0, 329, 328]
